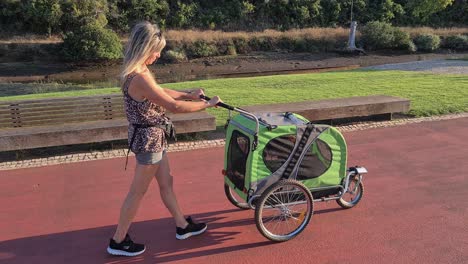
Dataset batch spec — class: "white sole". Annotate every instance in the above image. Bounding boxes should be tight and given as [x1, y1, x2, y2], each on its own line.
[176, 225, 208, 240]
[107, 246, 146, 257]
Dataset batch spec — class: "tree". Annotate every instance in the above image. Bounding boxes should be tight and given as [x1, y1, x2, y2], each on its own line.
[62, 22, 122, 60]
[60, 0, 109, 30]
[60, 0, 122, 61]
[406, 0, 454, 22]
[0, 0, 25, 31]
[168, 1, 199, 29]
[364, 0, 404, 22]
[126, 0, 169, 28]
[319, 0, 341, 27]
[23, 0, 63, 36]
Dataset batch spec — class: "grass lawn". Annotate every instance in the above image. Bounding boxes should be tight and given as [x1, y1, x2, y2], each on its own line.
[1, 70, 467, 125]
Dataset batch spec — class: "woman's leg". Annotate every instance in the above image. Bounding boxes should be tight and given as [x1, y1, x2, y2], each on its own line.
[154, 154, 188, 228]
[112, 163, 159, 243]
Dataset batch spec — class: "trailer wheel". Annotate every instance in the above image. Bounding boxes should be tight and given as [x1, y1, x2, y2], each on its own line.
[224, 184, 250, 210]
[255, 180, 313, 242]
[337, 177, 364, 209]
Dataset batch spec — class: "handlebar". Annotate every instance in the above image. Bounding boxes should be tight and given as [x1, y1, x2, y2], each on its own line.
[200, 94, 275, 150]
[199, 95, 235, 110]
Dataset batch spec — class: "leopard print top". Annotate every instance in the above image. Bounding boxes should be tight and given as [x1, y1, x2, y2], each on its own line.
[123, 73, 168, 153]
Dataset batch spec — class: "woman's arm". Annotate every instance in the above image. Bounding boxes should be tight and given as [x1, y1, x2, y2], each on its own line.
[135, 74, 219, 113]
[163, 88, 203, 101]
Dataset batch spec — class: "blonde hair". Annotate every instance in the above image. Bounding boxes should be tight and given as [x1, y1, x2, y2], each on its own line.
[121, 21, 166, 83]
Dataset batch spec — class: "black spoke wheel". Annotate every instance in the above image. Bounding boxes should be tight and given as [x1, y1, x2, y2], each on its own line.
[255, 180, 313, 242]
[224, 184, 250, 210]
[337, 177, 364, 209]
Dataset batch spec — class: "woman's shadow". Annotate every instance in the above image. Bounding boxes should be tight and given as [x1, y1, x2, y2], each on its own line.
[0, 207, 342, 264]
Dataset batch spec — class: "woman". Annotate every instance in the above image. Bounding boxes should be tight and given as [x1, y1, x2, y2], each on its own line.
[107, 21, 221, 257]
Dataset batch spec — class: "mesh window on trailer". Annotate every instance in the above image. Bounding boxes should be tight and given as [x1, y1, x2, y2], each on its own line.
[296, 139, 332, 180]
[263, 134, 296, 173]
[226, 130, 250, 190]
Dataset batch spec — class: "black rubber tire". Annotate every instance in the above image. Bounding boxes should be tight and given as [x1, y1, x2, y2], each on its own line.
[255, 179, 314, 242]
[337, 177, 364, 209]
[224, 184, 250, 210]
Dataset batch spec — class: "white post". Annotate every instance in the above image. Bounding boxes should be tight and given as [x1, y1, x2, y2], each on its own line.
[348, 21, 357, 50]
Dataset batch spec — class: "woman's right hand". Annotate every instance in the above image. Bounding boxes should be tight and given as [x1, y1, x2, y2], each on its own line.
[208, 96, 222, 107]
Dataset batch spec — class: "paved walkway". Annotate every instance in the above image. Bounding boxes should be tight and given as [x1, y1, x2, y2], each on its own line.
[363, 59, 468, 74]
[1, 117, 467, 264]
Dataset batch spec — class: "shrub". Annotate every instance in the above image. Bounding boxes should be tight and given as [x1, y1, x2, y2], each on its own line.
[276, 37, 295, 51]
[393, 29, 416, 52]
[292, 38, 310, 52]
[62, 23, 122, 61]
[361, 21, 395, 50]
[413, 33, 440, 52]
[164, 49, 187, 62]
[361, 22, 417, 52]
[248, 37, 274, 51]
[441, 35, 468, 50]
[215, 39, 237, 56]
[226, 44, 237, 56]
[232, 37, 250, 54]
[186, 40, 218, 58]
[315, 37, 339, 51]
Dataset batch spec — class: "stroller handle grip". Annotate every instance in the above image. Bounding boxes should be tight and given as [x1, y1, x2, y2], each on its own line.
[200, 94, 261, 150]
[199, 95, 235, 111]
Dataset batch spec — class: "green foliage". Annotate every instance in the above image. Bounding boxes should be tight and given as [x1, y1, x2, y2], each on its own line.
[186, 41, 218, 58]
[227, 45, 237, 56]
[291, 38, 311, 52]
[163, 49, 187, 63]
[1, 0, 466, 33]
[22, 0, 62, 36]
[62, 23, 122, 61]
[107, 0, 130, 33]
[0, 0, 24, 31]
[232, 37, 251, 54]
[361, 21, 417, 52]
[168, 1, 199, 29]
[59, 0, 124, 62]
[393, 28, 416, 52]
[216, 40, 237, 56]
[319, 0, 341, 27]
[241, 1, 255, 17]
[126, 0, 169, 28]
[441, 35, 468, 50]
[406, 0, 455, 22]
[60, 0, 109, 30]
[248, 37, 274, 51]
[361, 21, 396, 50]
[255, 0, 321, 30]
[413, 34, 441, 52]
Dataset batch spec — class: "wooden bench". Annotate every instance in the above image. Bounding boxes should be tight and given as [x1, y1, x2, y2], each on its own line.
[242, 95, 410, 123]
[0, 94, 216, 152]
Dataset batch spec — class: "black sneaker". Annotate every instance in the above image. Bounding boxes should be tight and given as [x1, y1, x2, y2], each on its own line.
[107, 234, 145, 257]
[176, 217, 207, 240]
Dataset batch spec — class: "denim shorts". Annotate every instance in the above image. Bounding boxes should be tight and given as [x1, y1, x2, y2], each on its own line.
[135, 150, 166, 165]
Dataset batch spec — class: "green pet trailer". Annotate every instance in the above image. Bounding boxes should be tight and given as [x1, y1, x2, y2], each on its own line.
[201, 96, 368, 242]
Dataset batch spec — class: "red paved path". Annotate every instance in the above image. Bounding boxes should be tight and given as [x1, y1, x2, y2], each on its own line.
[1, 118, 467, 264]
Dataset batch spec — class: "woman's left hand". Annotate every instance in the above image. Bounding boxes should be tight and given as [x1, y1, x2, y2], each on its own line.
[189, 88, 205, 100]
